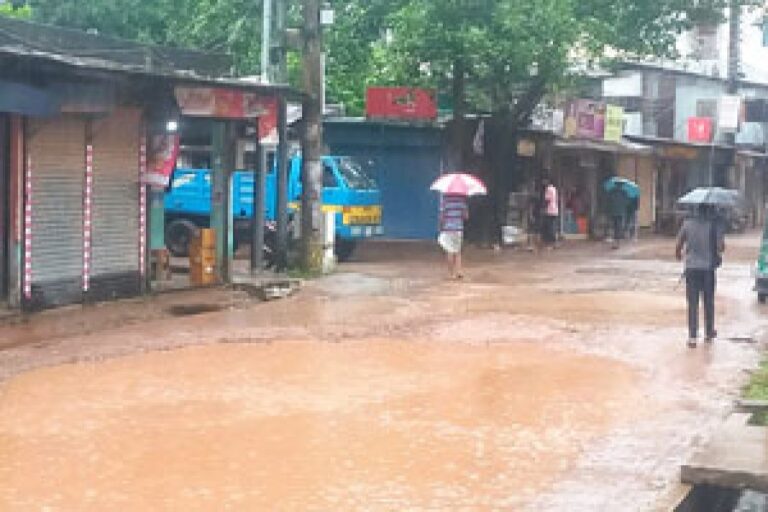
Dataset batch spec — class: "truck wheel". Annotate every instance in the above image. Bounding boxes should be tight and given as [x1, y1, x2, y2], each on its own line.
[335, 239, 356, 263]
[166, 219, 198, 257]
[759, 293, 766, 304]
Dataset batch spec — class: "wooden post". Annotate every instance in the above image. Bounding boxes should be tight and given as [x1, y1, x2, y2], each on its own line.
[211, 122, 235, 283]
[276, 95, 289, 269]
[251, 120, 265, 273]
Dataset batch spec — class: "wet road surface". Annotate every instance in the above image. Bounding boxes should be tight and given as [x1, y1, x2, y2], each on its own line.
[0, 235, 765, 511]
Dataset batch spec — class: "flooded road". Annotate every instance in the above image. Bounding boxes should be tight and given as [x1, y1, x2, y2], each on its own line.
[0, 235, 765, 510]
[0, 342, 638, 510]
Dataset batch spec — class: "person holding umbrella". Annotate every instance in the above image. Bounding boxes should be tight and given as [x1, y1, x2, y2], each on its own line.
[676, 190, 727, 348]
[430, 173, 487, 279]
[604, 176, 640, 249]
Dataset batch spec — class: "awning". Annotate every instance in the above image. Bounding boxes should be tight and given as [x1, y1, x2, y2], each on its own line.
[0, 80, 59, 117]
[554, 137, 652, 155]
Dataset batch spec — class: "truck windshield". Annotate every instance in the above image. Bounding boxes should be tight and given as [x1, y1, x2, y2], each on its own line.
[336, 157, 376, 190]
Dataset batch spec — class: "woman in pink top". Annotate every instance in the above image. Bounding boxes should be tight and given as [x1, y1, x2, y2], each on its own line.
[542, 178, 559, 247]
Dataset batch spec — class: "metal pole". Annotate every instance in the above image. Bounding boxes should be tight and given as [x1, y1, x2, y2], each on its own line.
[724, 0, 741, 187]
[276, 95, 289, 269]
[251, 120, 265, 273]
[301, 0, 324, 271]
[261, 0, 273, 83]
[275, 0, 288, 84]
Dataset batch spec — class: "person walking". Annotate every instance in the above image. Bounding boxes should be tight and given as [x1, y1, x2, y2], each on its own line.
[625, 192, 639, 241]
[438, 194, 469, 279]
[542, 178, 559, 249]
[675, 204, 725, 348]
[607, 183, 629, 249]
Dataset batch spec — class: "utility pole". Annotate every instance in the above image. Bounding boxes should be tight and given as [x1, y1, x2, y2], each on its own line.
[301, 0, 324, 271]
[274, 0, 290, 269]
[261, 0, 273, 83]
[723, 0, 741, 186]
[727, 0, 740, 97]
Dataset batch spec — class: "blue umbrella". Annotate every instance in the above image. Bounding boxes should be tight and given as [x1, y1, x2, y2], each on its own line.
[603, 177, 640, 198]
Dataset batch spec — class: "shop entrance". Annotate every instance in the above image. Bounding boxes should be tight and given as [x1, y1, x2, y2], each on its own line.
[0, 115, 9, 301]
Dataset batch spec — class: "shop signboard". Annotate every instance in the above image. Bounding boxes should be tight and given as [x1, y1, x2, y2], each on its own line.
[366, 87, 438, 120]
[174, 86, 277, 141]
[603, 105, 624, 142]
[687, 117, 713, 143]
[564, 99, 605, 140]
[718, 95, 741, 132]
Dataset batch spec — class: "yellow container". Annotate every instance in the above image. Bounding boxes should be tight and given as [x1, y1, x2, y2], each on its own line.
[197, 228, 216, 249]
[189, 228, 217, 286]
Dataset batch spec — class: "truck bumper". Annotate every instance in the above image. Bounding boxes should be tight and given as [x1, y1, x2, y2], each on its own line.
[337, 224, 383, 240]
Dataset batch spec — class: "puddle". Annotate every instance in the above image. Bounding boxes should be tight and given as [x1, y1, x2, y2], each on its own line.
[0, 340, 639, 510]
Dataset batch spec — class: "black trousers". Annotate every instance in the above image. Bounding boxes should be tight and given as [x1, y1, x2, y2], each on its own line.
[543, 216, 557, 243]
[686, 269, 716, 339]
[612, 215, 625, 241]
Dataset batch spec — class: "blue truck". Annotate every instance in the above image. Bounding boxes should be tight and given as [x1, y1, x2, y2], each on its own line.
[164, 155, 383, 261]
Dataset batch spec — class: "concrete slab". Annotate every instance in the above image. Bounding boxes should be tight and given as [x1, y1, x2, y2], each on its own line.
[682, 414, 768, 493]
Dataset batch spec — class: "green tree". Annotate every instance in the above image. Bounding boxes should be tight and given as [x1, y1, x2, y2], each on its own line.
[0, 2, 32, 19]
[28, 0, 264, 74]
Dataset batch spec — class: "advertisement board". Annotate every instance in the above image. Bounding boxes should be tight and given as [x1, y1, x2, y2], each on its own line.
[366, 87, 437, 120]
[687, 117, 713, 143]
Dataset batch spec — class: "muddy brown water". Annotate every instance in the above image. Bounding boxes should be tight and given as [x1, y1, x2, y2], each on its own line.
[0, 341, 639, 511]
[0, 236, 765, 511]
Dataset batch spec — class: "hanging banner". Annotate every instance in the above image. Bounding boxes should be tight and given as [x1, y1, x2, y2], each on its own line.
[603, 105, 624, 142]
[146, 133, 180, 189]
[718, 95, 741, 132]
[687, 117, 713, 143]
[564, 99, 605, 140]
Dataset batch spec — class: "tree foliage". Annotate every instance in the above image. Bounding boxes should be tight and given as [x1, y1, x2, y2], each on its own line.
[325, 0, 750, 115]
[28, 0, 264, 74]
[18, 0, 759, 116]
[0, 2, 32, 19]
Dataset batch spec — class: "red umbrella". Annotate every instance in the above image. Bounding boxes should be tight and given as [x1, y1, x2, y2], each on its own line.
[430, 173, 487, 196]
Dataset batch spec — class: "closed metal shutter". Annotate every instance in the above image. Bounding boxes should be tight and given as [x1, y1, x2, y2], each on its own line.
[90, 108, 142, 300]
[27, 116, 85, 308]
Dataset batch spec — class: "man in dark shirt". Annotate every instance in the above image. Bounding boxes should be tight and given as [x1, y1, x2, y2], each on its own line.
[438, 194, 469, 279]
[676, 204, 725, 348]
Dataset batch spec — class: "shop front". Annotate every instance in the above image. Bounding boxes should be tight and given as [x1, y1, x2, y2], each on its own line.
[552, 138, 652, 239]
[0, 16, 292, 311]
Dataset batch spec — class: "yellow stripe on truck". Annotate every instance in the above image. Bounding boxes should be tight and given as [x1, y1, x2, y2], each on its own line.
[287, 202, 344, 213]
[288, 203, 381, 225]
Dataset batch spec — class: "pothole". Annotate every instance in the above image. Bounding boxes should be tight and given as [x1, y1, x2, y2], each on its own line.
[167, 304, 225, 316]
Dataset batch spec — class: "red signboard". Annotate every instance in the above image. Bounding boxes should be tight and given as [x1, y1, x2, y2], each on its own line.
[687, 117, 713, 143]
[366, 87, 437, 120]
[174, 87, 278, 142]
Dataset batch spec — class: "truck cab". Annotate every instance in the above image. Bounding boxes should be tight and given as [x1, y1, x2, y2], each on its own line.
[164, 154, 382, 262]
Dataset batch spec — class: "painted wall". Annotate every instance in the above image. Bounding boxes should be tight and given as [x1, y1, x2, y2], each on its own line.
[324, 121, 443, 240]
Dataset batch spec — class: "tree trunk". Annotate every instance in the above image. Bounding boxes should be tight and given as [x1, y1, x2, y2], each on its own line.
[301, 0, 324, 272]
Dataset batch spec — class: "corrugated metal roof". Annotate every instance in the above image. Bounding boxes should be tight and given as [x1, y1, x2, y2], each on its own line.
[0, 16, 298, 97]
